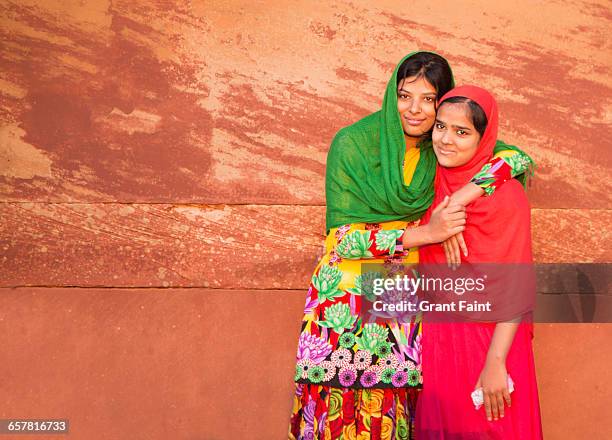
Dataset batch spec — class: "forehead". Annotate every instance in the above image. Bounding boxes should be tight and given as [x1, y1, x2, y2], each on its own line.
[397, 75, 436, 94]
[437, 102, 474, 126]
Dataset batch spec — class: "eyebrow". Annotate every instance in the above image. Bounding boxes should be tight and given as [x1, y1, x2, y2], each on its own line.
[398, 89, 437, 96]
[435, 118, 472, 130]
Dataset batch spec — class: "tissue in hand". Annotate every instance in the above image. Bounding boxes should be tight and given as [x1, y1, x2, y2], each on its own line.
[471, 375, 514, 410]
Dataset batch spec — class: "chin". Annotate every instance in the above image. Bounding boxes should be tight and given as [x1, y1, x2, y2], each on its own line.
[402, 125, 428, 138]
[435, 155, 459, 168]
[404, 130, 427, 139]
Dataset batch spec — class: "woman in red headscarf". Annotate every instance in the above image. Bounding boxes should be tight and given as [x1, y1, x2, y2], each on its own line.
[404, 85, 543, 438]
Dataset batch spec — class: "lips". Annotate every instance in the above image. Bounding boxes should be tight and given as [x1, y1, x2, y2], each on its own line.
[404, 117, 425, 126]
[435, 146, 455, 156]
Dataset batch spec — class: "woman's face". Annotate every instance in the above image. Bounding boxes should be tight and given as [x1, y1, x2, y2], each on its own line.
[432, 102, 481, 167]
[397, 75, 437, 139]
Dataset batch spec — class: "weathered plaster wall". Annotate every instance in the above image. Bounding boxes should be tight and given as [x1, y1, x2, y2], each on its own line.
[1, 1, 610, 439]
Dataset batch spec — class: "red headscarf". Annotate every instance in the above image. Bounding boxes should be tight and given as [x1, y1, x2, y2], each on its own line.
[419, 85, 532, 265]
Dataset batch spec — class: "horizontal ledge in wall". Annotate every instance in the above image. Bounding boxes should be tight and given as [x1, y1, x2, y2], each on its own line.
[0, 204, 610, 288]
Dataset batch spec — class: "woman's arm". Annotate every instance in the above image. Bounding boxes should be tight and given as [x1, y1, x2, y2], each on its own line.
[475, 319, 521, 421]
[450, 149, 533, 206]
[471, 149, 534, 196]
[336, 195, 467, 257]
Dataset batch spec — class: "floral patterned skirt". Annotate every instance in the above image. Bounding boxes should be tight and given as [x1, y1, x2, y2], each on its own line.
[288, 382, 419, 440]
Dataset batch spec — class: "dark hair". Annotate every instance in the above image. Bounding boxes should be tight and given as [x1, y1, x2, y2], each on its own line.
[396, 52, 453, 99]
[439, 96, 488, 137]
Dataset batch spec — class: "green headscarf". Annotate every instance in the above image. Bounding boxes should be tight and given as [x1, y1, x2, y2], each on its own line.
[324, 51, 529, 234]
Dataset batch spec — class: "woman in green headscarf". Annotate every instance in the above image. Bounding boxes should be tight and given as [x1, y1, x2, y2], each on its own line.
[288, 52, 533, 440]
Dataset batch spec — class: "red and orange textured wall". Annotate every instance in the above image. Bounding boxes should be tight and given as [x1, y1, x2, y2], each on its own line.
[1, 1, 611, 439]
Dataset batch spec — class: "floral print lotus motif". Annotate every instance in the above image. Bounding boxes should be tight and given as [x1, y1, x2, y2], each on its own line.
[317, 302, 357, 334]
[356, 323, 389, 353]
[297, 332, 333, 364]
[347, 271, 383, 301]
[374, 229, 404, 255]
[311, 264, 344, 304]
[336, 231, 374, 259]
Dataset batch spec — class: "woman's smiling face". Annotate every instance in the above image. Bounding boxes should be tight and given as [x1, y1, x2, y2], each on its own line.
[432, 102, 481, 167]
[397, 75, 438, 139]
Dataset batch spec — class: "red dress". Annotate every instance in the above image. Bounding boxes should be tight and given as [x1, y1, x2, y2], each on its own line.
[415, 85, 543, 439]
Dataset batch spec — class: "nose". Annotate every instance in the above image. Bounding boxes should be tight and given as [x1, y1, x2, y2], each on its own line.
[441, 131, 452, 145]
[409, 98, 421, 114]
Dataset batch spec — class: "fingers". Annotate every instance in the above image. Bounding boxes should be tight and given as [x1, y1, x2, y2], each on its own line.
[489, 390, 499, 420]
[447, 236, 457, 269]
[446, 211, 467, 221]
[450, 226, 466, 236]
[484, 392, 493, 421]
[433, 195, 451, 213]
[441, 214, 466, 230]
[484, 389, 509, 422]
[442, 240, 452, 267]
[478, 376, 510, 423]
[443, 238, 461, 269]
[503, 389, 512, 408]
[448, 235, 461, 269]
[449, 221, 466, 232]
[442, 221, 466, 235]
[441, 208, 467, 232]
[496, 391, 506, 419]
[442, 204, 466, 215]
[442, 235, 468, 270]
[456, 232, 468, 257]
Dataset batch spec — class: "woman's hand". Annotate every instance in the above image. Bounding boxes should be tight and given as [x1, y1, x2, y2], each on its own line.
[442, 232, 468, 269]
[450, 182, 484, 206]
[475, 357, 512, 422]
[425, 196, 466, 243]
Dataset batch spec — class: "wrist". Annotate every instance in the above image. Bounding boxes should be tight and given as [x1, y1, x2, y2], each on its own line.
[420, 224, 434, 245]
[486, 351, 506, 365]
[454, 183, 483, 206]
[403, 225, 430, 248]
